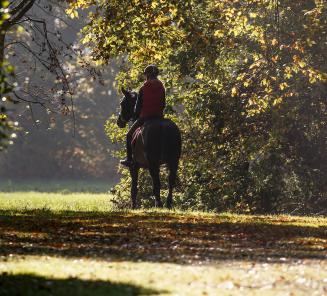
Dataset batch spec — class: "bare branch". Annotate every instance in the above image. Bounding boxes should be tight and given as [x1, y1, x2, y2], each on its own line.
[25, 17, 71, 91]
[28, 102, 38, 127]
[34, 2, 80, 32]
[69, 94, 76, 137]
[13, 90, 46, 107]
[7, 41, 52, 70]
[4, 0, 36, 29]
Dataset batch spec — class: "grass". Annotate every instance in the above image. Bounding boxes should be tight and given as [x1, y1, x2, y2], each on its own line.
[0, 192, 113, 212]
[0, 179, 115, 193]
[0, 191, 327, 295]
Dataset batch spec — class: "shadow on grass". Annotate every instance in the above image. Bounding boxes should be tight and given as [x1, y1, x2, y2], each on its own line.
[0, 273, 161, 296]
[0, 209, 326, 264]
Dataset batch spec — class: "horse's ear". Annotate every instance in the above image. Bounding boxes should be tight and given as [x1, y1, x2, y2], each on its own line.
[121, 87, 128, 96]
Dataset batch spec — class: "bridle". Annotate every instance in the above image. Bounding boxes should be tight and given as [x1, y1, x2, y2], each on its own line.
[118, 111, 129, 125]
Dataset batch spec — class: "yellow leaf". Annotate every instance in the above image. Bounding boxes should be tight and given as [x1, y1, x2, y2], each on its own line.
[271, 55, 279, 62]
[66, 8, 79, 19]
[293, 55, 300, 63]
[196, 73, 204, 80]
[271, 39, 278, 46]
[214, 30, 224, 38]
[279, 82, 288, 90]
[298, 61, 306, 68]
[261, 78, 269, 86]
[16, 26, 24, 33]
[273, 97, 283, 106]
[231, 87, 238, 97]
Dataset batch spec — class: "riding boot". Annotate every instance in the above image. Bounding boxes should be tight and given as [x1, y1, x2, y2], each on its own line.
[120, 118, 144, 167]
[120, 139, 133, 167]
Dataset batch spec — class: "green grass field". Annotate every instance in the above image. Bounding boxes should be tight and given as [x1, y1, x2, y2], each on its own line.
[0, 191, 326, 295]
[0, 179, 114, 193]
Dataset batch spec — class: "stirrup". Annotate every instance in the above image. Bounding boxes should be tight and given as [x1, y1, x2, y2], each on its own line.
[120, 159, 132, 167]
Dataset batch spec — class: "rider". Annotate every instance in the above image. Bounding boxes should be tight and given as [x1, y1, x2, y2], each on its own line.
[120, 64, 166, 167]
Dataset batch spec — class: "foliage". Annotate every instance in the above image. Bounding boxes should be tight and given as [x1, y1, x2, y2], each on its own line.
[72, 0, 327, 214]
[0, 0, 15, 150]
[0, 63, 14, 151]
[0, 2, 119, 180]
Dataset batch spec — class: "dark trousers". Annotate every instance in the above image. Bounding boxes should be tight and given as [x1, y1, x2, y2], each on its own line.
[126, 118, 145, 160]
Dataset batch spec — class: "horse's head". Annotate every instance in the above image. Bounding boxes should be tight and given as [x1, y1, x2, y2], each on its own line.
[117, 88, 138, 128]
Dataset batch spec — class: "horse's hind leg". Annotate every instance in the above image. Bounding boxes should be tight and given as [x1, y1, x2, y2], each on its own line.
[167, 162, 178, 209]
[130, 164, 139, 209]
[149, 164, 163, 208]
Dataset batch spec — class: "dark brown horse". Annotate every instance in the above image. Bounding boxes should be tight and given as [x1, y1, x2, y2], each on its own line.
[117, 88, 181, 209]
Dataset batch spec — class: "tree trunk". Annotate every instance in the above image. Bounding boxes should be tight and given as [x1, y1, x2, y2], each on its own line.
[0, 32, 5, 64]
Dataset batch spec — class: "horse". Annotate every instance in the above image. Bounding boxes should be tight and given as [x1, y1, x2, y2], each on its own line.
[116, 88, 181, 209]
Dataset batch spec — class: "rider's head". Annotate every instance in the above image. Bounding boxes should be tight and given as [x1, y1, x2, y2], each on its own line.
[144, 64, 159, 80]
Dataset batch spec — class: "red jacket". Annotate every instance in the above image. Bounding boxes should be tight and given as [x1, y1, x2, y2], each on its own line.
[139, 79, 165, 119]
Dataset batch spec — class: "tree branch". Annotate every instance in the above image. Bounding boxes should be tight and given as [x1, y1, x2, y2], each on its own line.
[7, 40, 52, 70]
[4, 0, 36, 29]
[34, 2, 80, 32]
[13, 90, 45, 107]
[9, 0, 28, 16]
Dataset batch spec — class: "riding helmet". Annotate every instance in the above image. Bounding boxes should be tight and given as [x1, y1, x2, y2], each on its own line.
[144, 64, 159, 77]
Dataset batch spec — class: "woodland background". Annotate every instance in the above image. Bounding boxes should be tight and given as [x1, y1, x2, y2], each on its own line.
[0, 0, 119, 182]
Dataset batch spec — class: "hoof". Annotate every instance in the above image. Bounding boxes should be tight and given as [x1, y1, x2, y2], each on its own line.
[166, 197, 173, 209]
[155, 200, 163, 208]
[166, 202, 173, 210]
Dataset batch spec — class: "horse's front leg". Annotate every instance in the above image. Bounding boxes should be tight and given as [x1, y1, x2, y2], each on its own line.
[130, 164, 139, 209]
[149, 164, 163, 208]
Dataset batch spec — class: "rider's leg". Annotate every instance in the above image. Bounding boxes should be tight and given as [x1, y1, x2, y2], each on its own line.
[121, 118, 144, 166]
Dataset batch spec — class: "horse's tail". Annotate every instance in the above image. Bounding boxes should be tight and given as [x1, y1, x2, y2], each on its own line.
[161, 120, 182, 163]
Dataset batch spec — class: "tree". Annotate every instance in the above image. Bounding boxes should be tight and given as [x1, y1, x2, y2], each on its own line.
[72, 0, 327, 214]
[0, 1, 118, 180]
[0, 0, 102, 126]
[0, 1, 34, 62]
[0, 0, 15, 150]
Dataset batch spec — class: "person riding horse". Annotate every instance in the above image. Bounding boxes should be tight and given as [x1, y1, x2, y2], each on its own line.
[117, 68, 181, 208]
[120, 64, 166, 167]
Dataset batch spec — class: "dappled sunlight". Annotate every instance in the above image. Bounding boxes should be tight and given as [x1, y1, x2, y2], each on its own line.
[0, 210, 326, 264]
[0, 204, 326, 295]
[1, 255, 326, 296]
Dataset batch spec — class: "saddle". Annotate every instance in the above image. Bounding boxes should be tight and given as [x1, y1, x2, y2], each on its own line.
[131, 118, 160, 147]
[131, 126, 148, 167]
[130, 118, 167, 167]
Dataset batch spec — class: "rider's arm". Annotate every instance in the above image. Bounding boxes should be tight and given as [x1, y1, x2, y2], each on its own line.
[133, 87, 143, 120]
